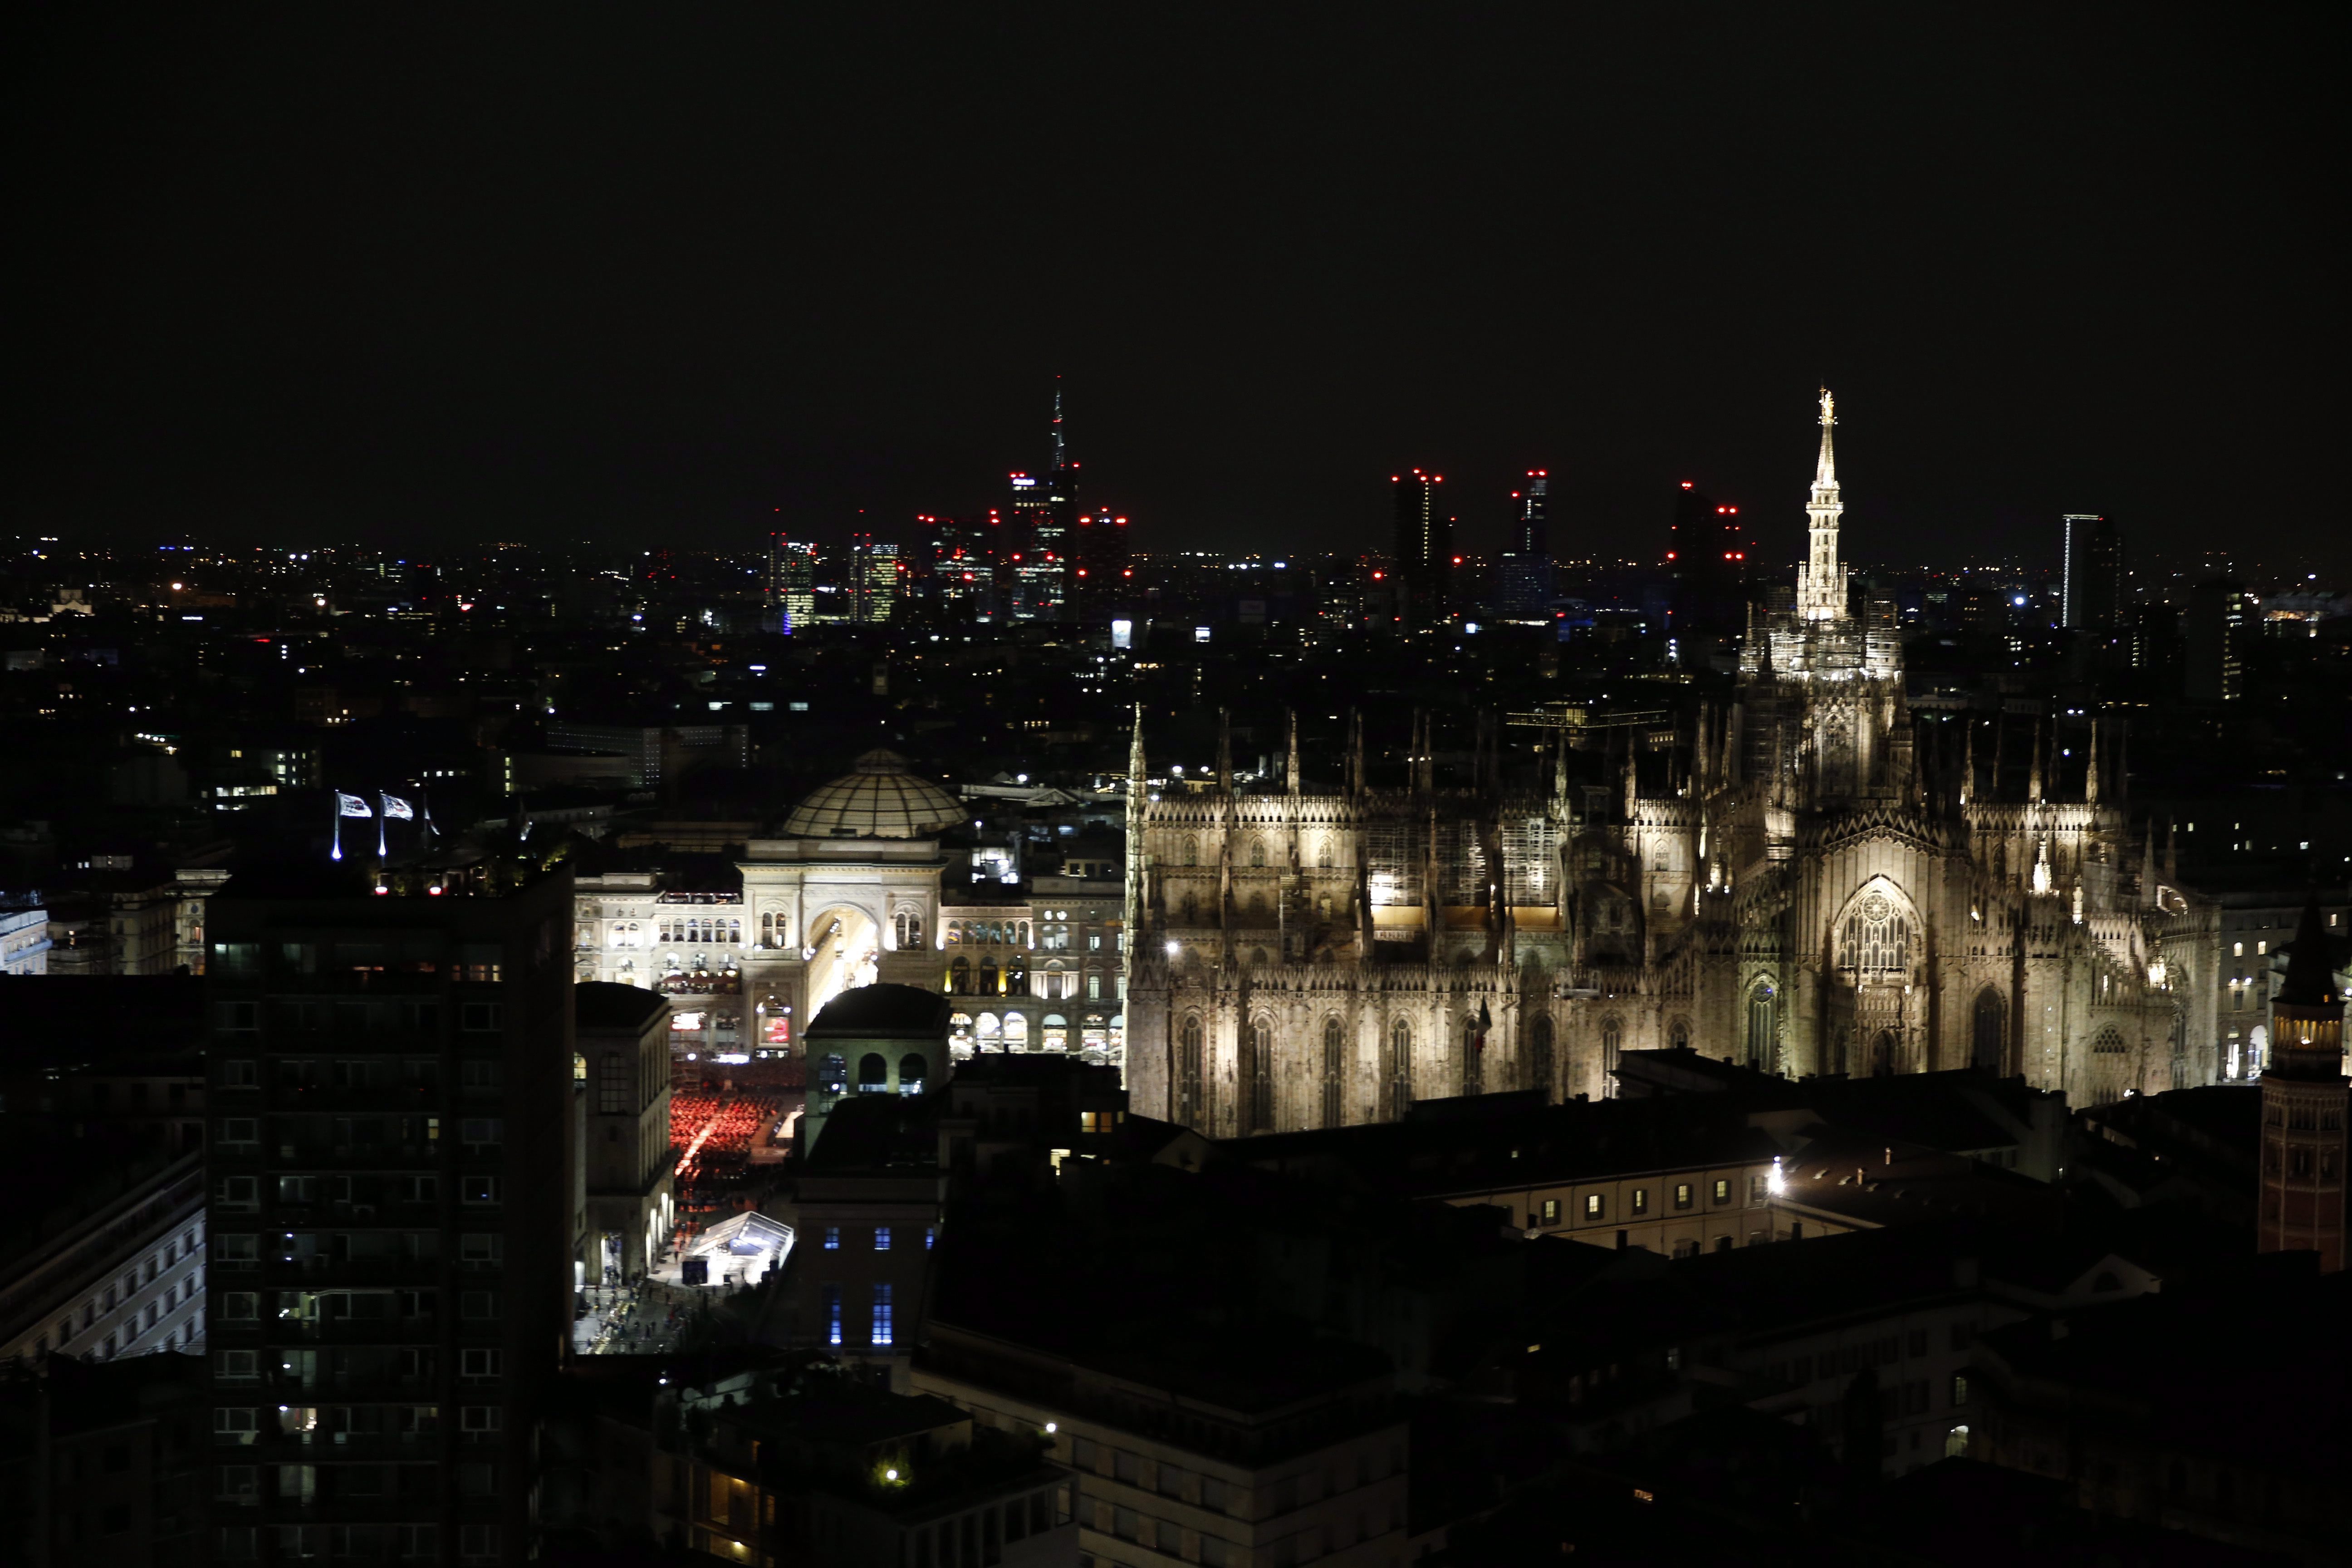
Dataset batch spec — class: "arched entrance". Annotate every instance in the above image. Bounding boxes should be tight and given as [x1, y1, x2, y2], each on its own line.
[1870, 1030, 1898, 1078]
[803, 906, 880, 1018]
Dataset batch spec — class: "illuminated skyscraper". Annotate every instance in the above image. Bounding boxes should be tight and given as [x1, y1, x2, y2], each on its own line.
[1511, 471, 1549, 557]
[1391, 469, 1451, 626]
[850, 537, 900, 624]
[1008, 382, 1079, 621]
[1495, 472, 1553, 619]
[767, 536, 818, 633]
[2060, 514, 2124, 631]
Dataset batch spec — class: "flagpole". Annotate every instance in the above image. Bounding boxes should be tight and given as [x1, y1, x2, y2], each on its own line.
[378, 793, 389, 858]
[332, 796, 343, 862]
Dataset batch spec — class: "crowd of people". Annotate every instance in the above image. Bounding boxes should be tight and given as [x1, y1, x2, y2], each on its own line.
[668, 1089, 793, 1190]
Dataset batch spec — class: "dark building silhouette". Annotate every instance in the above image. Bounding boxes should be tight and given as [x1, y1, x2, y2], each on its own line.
[1390, 468, 1452, 626]
[2060, 513, 2124, 632]
[1668, 482, 1749, 642]
[2260, 893, 2348, 1269]
[2185, 578, 2247, 703]
[203, 859, 578, 1566]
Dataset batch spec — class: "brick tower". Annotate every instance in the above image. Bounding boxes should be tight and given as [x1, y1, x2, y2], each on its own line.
[2259, 892, 2348, 1269]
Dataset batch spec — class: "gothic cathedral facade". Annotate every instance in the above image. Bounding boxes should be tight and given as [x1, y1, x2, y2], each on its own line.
[1122, 393, 2223, 1135]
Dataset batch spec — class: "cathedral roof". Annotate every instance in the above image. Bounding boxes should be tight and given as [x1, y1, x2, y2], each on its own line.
[781, 749, 967, 840]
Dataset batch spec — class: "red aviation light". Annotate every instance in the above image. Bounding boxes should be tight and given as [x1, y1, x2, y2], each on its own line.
[1681, 481, 1694, 490]
[1667, 551, 1678, 560]
[1122, 568, 1133, 577]
[1452, 556, 1463, 564]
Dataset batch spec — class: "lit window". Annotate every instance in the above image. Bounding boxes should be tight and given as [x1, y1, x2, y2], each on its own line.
[872, 1284, 894, 1347]
[823, 1226, 840, 1251]
[874, 1227, 892, 1252]
[823, 1284, 842, 1346]
[1583, 1194, 1604, 1220]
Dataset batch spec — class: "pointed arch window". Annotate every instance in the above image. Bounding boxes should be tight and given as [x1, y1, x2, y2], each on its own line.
[1972, 989, 2004, 1074]
[1321, 1017, 1344, 1128]
[1746, 981, 1778, 1073]
[1601, 1016, 1623, 1097]
[1462, 1016, 1483, 1098]
[1251, 841, 1267, 868]
[1182, 837, 1199, 868]
[1529, 1014, 1555, 1100]
[1840, 892, 1910, 978]
[1386, 1018, 1414, 1120]
[1244, 1016, 1274, 1133]
[1178, 1014, 1206, 1130]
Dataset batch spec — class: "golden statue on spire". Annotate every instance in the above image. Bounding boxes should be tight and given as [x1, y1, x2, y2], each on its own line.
[1819, 387, 1836, 428]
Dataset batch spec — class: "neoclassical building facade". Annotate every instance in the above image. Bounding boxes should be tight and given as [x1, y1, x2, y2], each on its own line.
[1122, 393, 2225, 1136]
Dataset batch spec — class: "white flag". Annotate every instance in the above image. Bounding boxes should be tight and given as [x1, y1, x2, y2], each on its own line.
[382, 796, 415, 820]
[337, 793, 372, 818]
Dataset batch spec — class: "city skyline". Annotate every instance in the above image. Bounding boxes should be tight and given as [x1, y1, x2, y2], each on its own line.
[13, 10, 2344, 574]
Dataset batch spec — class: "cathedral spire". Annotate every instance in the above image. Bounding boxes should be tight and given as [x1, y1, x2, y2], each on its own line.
[1124, 703, 1147, 945]
[1797, 387, 1847, 622]
[1216, 707, 1233, 793]
[1960, 718, 1975, 807]
[1285, 708, 1301, 794]
[1347, 708, 1365, 798]
[1552, 722, 1569, 801]
[2028, 722, 2045, 805]
[2085, 720, 2101, 807]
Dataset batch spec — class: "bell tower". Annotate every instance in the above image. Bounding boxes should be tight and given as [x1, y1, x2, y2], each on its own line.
[2259, 892, 2348, 1269]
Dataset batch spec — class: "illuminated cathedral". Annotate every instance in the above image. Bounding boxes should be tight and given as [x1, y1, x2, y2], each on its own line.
[1120, 392, 2223, 1134]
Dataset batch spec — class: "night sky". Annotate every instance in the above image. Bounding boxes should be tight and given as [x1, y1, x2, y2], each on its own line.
[12, 8, 2346, 573]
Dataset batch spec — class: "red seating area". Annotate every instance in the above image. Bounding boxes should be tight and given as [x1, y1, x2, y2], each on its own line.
[670, 1091, 788, 1186]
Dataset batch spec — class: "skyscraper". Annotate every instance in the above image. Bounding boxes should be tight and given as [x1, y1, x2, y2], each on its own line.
[1668, 482, 1750, 641]
[204, 859, 578, 1566]
[1390, 469, 1451, 626]
[1008, 382, 1078, 622]
[1070, 510, 1131, 617]
[2259, 893, 2347, 1270]
[2061, 514, 2124, 631]
[2185, 577, 2246, 703]
[1495, 472, 1553, 619]
[767, 536, 818, 633]
[1511, 471, 1549, 557]
[849, 537, 899, 624]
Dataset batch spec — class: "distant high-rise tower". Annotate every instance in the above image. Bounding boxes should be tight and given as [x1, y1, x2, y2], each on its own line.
[1669, 483, 1749, 641]
[1496, 472, 1553, 619]
[2185, 578, 2247, 703]
[768, 535, 819, 633]
[849, 536, 899, 624]
[1070, 511, 1131, 617]
[1008, 381, 1079, 622]
[1512, 472, 1549, 557]
[1391, 469, 1452, 626]
[1796, 390, 1846, 623]
[2061, 514, 2124, 631]
[2259, 892, 2348, 1269]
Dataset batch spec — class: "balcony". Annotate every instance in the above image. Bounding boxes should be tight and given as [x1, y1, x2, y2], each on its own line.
[657, 974, 740, 996]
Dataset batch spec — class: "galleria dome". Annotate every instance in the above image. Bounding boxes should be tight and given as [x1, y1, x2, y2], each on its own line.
[781, 749, 967, 839]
